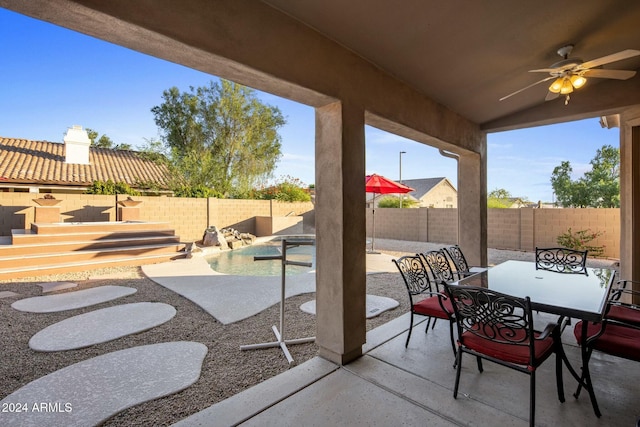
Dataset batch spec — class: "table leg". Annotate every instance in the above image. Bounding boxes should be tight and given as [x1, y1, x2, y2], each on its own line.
[573, 320, 602, 417]
[555, 318, 601, 417]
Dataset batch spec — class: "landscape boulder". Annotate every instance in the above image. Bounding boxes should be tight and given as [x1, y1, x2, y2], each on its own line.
[202, 226, 229, 249]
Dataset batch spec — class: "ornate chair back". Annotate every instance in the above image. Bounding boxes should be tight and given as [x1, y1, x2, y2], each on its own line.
[421, 249, 459, 283]
[393, 255, 435, 298]
[445, 245, 470, 273]
[393, 254, 455, 351]
[535, 247, 588, 274]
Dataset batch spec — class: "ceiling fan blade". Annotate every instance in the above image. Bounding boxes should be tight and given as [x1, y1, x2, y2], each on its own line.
[583, 69, 637, 80]
[529, 68, 563, 73]
[499, 76, 555, 101]
[580, 49, 640, 69]
[545, 91, 559, 101]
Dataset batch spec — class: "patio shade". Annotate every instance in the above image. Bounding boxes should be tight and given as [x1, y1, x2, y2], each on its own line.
[366, 174, 414, 253]
[366, 174, 415, 194]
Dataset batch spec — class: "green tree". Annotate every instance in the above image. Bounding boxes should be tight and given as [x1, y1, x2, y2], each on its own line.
[487, 188, 512, 208]
[151, 79, 285, 196]
[86, 128, 132, 150]
[551, 145, 619, 208]
[585, 145, 620, 207]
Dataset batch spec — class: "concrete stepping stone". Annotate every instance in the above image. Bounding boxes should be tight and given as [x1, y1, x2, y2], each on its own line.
[38, 281, 78, 293]
[0, 341, 208, 427]
[300, 294, 399, 318]
[29, 302, 177, 352]
[11, 286, 136, 313]
[0, 290, 20, 299]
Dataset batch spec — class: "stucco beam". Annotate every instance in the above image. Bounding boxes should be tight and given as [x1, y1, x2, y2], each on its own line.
[366, 113, 483, 156]
[482, 78, 640, 133]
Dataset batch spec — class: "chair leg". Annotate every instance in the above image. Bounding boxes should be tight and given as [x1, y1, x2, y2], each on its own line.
[555, 351, 565, 403]
[476, 356, 483, 373]
[453, 349, 463, 399]
[448, 321, 456, 358]
[425, 316, 432, 334]
[530, 372, 536, 427]
[405, 312, 414, 347]
[431, 317, 438, 330]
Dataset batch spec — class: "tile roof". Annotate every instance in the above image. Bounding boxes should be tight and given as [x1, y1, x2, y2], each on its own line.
[0, 137, 170, 188]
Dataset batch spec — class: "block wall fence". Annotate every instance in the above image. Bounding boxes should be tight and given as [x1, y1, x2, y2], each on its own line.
[0, 193, 315, 243]
[0, 194, 618, 258]
[366, 207, 619, 259]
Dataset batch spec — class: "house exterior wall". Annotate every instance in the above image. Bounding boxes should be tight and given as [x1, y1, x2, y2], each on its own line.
[419, 182, 457, 208]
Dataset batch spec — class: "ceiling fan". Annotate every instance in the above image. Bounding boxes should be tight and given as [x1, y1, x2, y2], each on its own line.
[500, 45, 640, 105]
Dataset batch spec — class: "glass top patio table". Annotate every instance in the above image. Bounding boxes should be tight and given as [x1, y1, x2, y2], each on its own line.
[456, 260, 615, 322]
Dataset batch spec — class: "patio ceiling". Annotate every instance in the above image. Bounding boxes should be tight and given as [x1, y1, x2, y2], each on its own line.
[2, 0, 639, 134]
[263, 0, 640, 131]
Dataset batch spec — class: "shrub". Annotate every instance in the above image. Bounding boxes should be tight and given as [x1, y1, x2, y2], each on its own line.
[172, 184, 222, 198]
[254, 176, 311, 202]
[556, 228, 605, 257]
[86, 180, 140, 195]
[377, 196, 418, 208]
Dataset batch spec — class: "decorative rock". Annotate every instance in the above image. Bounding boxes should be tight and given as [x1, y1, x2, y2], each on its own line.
[202, 226, 228, 249]
[240, 233, 256, 245]
[0, 341, 208, 427]
[0, 290, 20, 299]
[29, 302, 177, 352]
[300, 295, 399, 318]
[11, 286, 137, 313]
[38, 281, 78, 293]
[227, 239, 244, 249]
[184, 242, 203, 259]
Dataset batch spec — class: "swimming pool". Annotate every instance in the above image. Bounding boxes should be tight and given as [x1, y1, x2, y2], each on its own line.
[207, 240, 315, 276]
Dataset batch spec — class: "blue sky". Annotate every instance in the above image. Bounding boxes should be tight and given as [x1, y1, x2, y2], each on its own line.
[1, 8, 620, 202]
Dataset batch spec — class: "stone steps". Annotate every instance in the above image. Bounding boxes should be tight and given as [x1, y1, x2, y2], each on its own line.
[0, 221, 184, 280]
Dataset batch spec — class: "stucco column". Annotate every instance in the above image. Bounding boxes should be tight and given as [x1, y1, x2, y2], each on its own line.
[619, 108, 640, 300]
[315, 101, 367, 364]
[456, 139, 487, 267]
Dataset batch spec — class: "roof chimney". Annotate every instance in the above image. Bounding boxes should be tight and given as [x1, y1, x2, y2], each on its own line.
[64, 125, 91, 164]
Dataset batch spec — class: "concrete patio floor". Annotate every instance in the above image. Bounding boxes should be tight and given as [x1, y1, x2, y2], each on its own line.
[175, 312, 638, 426]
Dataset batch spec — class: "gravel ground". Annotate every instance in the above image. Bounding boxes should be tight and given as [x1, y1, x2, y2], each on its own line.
[0, 255, 408, 426]
[0, 240, 617, 426]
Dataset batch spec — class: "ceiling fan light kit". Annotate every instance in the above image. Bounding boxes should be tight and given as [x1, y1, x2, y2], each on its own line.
[570, 74, 587, 88]
[500, 44, 640, 104]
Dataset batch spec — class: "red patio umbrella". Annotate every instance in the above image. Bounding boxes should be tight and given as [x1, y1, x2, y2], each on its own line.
[366, 174, 415, 253]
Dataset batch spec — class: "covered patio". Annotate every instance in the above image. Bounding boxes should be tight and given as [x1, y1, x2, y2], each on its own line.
[2, 0, 640, 424]
[175, 314, 638, 426]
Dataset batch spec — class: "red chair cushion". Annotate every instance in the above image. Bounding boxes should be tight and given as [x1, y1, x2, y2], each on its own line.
[574, 320, 640, 362]
[461, 328, 554, 367]
[607, 305, 640, 326]
[412, 295, 453, 319]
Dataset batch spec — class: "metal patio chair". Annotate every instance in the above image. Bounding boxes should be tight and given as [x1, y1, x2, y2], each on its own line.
[535, 247, 588, 274]
[421, 249, 473, 283]
[573, 298, 640, 417]
[444, 284, 566, 427]
[444, 245, 488, 276]
[607, 279, 640, 326]
[393, 254, 456, 354]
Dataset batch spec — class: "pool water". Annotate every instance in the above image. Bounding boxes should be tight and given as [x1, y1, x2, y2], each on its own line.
[207, 242, 315, 276]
